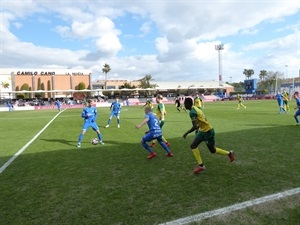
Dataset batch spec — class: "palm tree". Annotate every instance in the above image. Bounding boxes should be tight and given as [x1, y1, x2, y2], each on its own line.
[243, 69, 254, 80]
[102, 63, 111, 90]
[259, 70, 267, 81]
[123, 82, 136, 89]
[139, 74, 157, 89]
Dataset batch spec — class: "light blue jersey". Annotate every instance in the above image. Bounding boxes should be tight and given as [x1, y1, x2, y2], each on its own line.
[296, 97, 300, 107]
[145, 112, 161, 132]
[294, 97, 300, 124]
[111, 101, 121, 113]
[55, 101, 61, 111]
[78, 104, 103, 146]
[275, 93, 283, 105]
[141, 111, 171, 154]
[82, 106, 97, 123]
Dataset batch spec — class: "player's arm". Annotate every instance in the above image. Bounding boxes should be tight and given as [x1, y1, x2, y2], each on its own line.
[160, 110, 165, 120]
[183, 119, 198, 138]
[200, 98, 204, 108]
[135, 118, 149, 129]
[142, 101, 149, 108]
[81, 109, 87, 118]
[295, 100, 300, 109]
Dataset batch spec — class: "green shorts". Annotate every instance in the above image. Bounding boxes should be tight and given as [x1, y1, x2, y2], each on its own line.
[196, 128, 215, 146]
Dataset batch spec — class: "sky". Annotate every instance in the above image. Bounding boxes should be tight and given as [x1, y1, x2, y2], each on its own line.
[0, 0, 299, 83]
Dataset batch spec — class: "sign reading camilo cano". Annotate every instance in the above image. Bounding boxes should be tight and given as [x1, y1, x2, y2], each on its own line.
[17, 71, 55, 75]
[16, 71, 86, 76]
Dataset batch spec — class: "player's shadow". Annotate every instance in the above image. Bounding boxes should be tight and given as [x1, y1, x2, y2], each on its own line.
[40, 138, 75, 146]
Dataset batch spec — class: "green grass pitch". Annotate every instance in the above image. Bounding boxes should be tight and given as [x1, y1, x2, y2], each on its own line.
[0, 100, 299, 225]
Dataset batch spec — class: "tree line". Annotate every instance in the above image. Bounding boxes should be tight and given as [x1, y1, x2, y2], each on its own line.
[230, 69, 285, 93]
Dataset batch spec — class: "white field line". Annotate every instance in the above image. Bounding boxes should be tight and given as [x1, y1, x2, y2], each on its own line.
[160, 187, 300, 225]
[0, 109, 66, 174]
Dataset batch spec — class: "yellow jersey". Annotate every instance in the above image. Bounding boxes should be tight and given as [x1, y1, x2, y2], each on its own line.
[194, 96, 202, 108]
[147, 101, 153, 109]
[190, 106, 212, 132]
[282, 92, 289, 101]
[237, 95, 242, 102]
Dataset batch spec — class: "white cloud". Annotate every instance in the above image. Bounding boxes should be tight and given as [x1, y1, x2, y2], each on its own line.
[12, 22, 22, 29]
[55, 26, 71, 38]
[1, 0, 299, 83]
[95, 33, 122, 54]
[240, 28, 260, 36]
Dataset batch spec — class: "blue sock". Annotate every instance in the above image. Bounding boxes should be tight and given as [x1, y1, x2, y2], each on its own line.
[117, 118, 120, 125]
[107, 119, 111, 125]
[97, 133, 103, 142]
[295, 117, 299, 123]
[159, 140, 171, 154]
[142, 142, 152, 153]
[78, 134, 83, 143]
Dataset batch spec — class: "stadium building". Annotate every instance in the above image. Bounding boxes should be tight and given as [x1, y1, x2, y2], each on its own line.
[93, 79, 234, 97]
[1, 68, 235, 100]
[0, 68, 92, 99]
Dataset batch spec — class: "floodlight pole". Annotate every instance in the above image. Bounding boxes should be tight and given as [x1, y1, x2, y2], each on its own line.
[215, 44, 224, 86]
[285, 65, 288, 80]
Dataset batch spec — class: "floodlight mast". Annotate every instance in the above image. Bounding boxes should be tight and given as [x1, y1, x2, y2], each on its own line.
[215, 44, 224, 86]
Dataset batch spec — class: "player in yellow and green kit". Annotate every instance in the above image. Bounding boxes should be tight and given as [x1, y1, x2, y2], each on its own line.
[141, 99, 153, 111]
[237, 94, 246, 109]
[183, 97, 235, 174]
[282, 89, 289, 111]
[194, 94, 204, 109]
[150, 94, 170, 147]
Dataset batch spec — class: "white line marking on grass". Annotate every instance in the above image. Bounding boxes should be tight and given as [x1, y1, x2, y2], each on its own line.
[0, 109, 66, 174]
[160, 187, 300, 225]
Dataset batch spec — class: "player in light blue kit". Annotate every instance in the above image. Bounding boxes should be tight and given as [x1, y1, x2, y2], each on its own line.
[275, 91, 287, 114]
[293, 91, 300, 125]
[105, 97, 122, 128]
[55, 100, 61, 111]
[77, 99, 104, 148]
[135, 106, 173, 159]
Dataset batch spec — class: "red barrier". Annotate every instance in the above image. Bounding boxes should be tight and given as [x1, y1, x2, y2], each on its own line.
[34, 104, 84, 110]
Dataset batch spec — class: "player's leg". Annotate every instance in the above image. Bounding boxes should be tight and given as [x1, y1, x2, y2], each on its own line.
[294, 109, 300, 125]
[106, 114, 113, 127]
[92, 123, 104, 144]
[283, 100, 287, 111]
[176, 103, 180, 112]
[157, 135, 172, 156]
[142, 133, 156, 159]
[117, 114, 120, 128]
[77, 125, 88, 147]
[280, 100, 287, 113]
[190, 134, 205, 173]
[160, 120, 170, 146]
[205, 129, 235, 162]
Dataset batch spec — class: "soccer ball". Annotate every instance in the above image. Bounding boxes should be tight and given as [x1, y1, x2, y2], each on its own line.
[91, 138, 99, 145]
